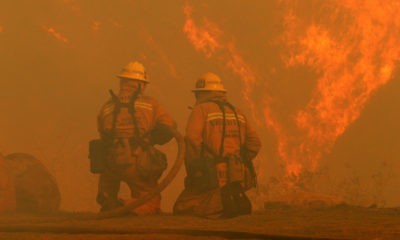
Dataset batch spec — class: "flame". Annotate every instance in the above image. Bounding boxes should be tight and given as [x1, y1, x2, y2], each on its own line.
[183, 4, 221, 58]
[43, 26, 69, 44]
[280, 0, 400, 175]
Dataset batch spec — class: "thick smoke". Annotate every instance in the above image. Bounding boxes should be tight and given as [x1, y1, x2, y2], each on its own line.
[0, 0, 399, 211]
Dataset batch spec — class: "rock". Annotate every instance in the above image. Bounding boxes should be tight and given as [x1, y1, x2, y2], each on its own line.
[4, 153, 61, 213]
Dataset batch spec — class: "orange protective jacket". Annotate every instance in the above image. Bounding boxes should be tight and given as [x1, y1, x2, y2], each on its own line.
[185, 94, 261, 167]
[97, 93, 176, 145]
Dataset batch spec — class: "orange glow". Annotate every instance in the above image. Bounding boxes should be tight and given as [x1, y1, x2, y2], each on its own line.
[43, 26, 69, 44]
[0, 24, 3, 33]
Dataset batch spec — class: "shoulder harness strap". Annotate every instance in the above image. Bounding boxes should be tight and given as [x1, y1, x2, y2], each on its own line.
[109, 86, 142, 138]
[209, 100, 243, 158]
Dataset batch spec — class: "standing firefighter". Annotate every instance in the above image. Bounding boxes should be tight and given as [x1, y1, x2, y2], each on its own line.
[173, 72, 261, 218]
[92, 61, 176, 215]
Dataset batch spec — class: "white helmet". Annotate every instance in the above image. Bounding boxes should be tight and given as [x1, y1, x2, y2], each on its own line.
[117, 61, 149, 83]
[192, 72, 226, 92]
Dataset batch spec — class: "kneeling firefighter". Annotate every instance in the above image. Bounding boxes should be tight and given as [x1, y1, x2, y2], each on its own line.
[90, 61, 177, 215]
[173, 72, 261, 218]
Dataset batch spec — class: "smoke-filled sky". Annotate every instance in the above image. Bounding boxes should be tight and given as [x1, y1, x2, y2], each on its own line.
[0, 0, 399, 211]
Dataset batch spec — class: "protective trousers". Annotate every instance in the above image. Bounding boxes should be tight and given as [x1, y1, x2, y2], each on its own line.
[97, 163, 160, 215]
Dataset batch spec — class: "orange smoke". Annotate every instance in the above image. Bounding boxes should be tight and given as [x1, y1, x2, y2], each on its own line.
[145, 35, 178, 79]
[63, 0, 82, 15]
[109, 18, 123, 29]
[43, 26, 69, 44]
[91, 21, 101, 32]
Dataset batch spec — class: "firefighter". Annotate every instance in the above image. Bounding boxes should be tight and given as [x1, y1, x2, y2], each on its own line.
[173, 72, 261, 218]
[96, 61, 176, 215]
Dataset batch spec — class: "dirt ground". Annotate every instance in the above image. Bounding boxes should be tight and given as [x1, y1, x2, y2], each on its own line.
[0, 205, 399, 240]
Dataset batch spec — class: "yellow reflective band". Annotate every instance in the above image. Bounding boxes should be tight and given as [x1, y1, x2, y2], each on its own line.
[135, 102, 153, 111]
[135, 101, 152, 107]
[207, 113, 245, 122]
[102, 105, 115, 117]
[207, 116, 246, 123]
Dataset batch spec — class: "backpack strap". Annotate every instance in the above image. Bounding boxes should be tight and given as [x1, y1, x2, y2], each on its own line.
[200, 100, 257, 189]
[223, 101, 243, 156]
[223, 102, 257, 187]
[208, 100, 242, 159]
[128, 87, 142, 139]
[109, 87, 141, 138]
[215, 101, 226, 158]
